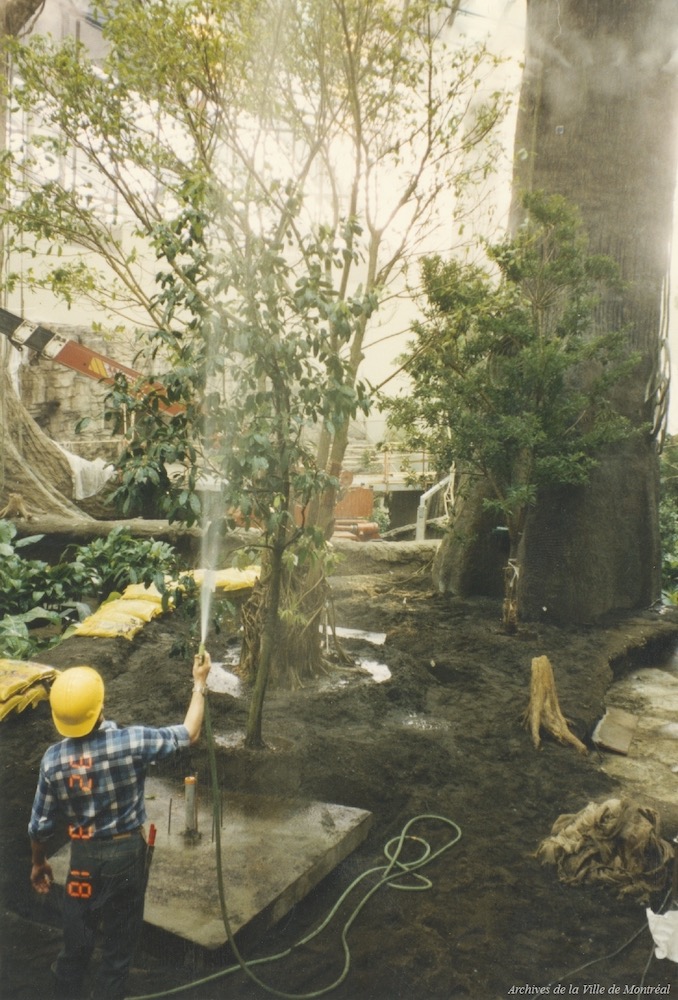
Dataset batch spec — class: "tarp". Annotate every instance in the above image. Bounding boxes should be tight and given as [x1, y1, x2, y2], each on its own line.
[647, 908, 678, 963]
[537, 797, 673, 901]
[0, 658, 57, 721]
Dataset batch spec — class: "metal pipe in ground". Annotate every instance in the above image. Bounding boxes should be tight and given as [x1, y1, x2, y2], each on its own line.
[184, 776, 199, 840]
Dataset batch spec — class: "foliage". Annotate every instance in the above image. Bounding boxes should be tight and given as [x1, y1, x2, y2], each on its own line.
[65, 526, 183, 598]
[0, 607, 63, 659]
[2, 0, 513, 724]
[371, 499, 390, 536]
[385, 192, 639, 556]
[0, 520, 186, 657]
[104, 215, 375, 537]
[0, 520, 80, 619]
[3, 0, 511, 533]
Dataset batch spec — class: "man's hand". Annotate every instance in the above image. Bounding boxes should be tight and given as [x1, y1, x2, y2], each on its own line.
[193, 651, 211, 687]
[31, 861, 53, 895]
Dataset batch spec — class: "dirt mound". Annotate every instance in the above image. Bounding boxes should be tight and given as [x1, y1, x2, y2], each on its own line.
[3, 571, 678, 999]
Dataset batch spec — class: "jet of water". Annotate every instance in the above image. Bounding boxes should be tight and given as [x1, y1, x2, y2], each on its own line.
[200, 566, 216, 648]
[199, 490, 223, 649]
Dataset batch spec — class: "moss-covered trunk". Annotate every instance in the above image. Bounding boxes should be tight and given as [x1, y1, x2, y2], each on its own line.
[436, 0, 678, 623]
[512, 0, 675, 622]
[240, 552, 329, 699]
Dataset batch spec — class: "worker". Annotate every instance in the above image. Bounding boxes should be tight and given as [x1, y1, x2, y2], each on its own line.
[28, 652, 212, 1000]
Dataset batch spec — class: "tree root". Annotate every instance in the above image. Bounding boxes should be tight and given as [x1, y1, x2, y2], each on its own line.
[524, 655, 587, 754]
[239, 572, 336, 689]
[0, 492, 32, 519]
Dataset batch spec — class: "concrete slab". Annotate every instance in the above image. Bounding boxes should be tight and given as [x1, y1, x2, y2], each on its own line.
[49, 777, 373, 951]
[592, 706, 638, 755]
[598, 668, 678, 812]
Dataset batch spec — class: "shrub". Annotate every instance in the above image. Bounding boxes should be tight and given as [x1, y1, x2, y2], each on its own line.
[0, 520, 187, 657]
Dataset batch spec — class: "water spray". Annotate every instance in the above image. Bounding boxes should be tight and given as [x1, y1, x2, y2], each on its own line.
[199, 567, 216, 655]
[199, 488, 222, 654]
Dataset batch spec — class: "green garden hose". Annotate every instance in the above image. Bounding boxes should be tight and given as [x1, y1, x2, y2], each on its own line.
[125, 694, 462, 1000]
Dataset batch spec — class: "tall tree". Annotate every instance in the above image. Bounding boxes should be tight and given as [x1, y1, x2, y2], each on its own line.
[388, 192, 638, 630]
[435, 0, 678, 623]
[2, 0, 510, 741]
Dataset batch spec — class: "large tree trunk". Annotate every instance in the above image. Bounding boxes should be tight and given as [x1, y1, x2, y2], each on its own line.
[0, 363, 85, 517]
[432, 471, 507, 598]
[514, 0, 677, 622]
[436, 0, 678, 623]
[2, 0, 44, 35]
[0, 0, 85, 521]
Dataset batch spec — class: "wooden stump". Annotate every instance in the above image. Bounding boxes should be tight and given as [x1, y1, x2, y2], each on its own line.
[524, 655, 587, 754]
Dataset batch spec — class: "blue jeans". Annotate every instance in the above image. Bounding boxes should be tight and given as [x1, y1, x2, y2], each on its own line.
[53, 831, 146, 1000]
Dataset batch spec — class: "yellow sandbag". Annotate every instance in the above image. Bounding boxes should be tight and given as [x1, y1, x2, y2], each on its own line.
[0, 684, 52, 721]
[215, 566, 259, 591]
[0, 659, 57, 720]
[191, 566, 260, 591]
[0, 658, 57, 701]
[73, 621, 144, 639]
[72, 566, 259, 640]
[110, 599, 163, 623]
[72, 618, 144, 639]
[72, 595, 165, 639]
[123, 569, 258, 599]
[72, 604, 146, 639]
[121, 583, 165, 604]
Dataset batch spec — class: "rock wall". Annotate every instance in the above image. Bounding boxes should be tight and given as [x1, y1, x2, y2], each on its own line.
[18, 324, 136, 462]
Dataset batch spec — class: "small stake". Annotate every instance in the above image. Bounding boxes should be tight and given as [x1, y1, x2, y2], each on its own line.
[183, 775, 201, 843]
[185, 776, 198, 833]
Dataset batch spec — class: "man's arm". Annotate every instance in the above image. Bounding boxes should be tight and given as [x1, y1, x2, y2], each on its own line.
[30, 839, 53, 894]
[183, 651, 212, 744]
[28, 768, 57, 894]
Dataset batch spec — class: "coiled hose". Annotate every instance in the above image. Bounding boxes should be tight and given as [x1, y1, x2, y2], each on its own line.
[126, 694, 462, 1000]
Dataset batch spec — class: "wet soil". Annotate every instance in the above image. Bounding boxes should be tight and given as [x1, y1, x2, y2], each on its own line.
[4, 564, 678, 1000]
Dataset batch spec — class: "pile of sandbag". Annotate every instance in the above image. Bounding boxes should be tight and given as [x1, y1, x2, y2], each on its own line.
[537, 797, 674, 902]
[71, 588, 166, 640]
[0, 657, 58, 721]
[71, 567, 260, 640]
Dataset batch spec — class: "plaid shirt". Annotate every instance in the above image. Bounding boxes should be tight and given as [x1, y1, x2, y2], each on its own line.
[28, 720, 190, 842]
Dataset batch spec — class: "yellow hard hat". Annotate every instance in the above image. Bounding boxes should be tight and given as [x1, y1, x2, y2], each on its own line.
[50, 666, 104, 738]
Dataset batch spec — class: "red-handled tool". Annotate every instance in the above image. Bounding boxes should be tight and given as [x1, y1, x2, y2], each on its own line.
[144, 823, 157, 891]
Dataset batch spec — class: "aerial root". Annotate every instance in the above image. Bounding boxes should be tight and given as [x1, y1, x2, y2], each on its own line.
[0, 492, 32, 519]
[524, 654, 587, 754]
